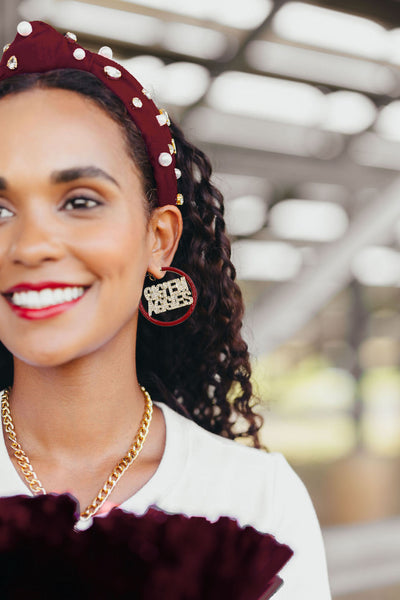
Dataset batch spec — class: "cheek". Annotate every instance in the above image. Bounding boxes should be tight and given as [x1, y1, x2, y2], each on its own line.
[0, 225, 17, 263]
[71, 218, 149, 285]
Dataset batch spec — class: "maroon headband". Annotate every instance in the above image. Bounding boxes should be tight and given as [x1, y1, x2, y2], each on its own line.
[0, 20, 181, 207]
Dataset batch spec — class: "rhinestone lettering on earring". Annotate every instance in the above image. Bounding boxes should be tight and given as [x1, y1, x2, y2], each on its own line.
[139, 267, 197, 326]
[144, 276, 193, 317]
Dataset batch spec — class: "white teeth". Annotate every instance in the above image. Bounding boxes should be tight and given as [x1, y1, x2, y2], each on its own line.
[27, 291, 39, 309]
[10, 287, 85, 309]
[39, 289, 52, 306]
[53, 288, 64, 304]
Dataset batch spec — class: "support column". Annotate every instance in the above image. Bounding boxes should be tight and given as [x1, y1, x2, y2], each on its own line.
[0, 0, 21, 50]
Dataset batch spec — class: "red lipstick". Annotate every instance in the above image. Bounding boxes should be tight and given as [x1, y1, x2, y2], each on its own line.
[3, 282, 84, 294]
[8, 298, 85, 320]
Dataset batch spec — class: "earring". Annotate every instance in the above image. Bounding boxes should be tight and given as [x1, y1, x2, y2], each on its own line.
[139, 267, 197, 326]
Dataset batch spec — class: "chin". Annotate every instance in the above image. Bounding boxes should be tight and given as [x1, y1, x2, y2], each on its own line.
[13, 349, 78, 369]
[7, 337, 90, 369]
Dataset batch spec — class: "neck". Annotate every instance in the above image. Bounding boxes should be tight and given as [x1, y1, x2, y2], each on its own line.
[7, 333, 146, 463]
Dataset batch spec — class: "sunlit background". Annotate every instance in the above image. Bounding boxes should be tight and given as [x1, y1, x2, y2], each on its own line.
[2, 0, 400, 597]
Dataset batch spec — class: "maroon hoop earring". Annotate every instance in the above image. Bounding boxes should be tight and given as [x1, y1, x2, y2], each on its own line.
[139, 267, 197, 327]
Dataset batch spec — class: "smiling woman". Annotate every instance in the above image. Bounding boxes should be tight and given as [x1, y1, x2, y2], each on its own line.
[0, 86, 162, 366]
[0, 21, 331, 599]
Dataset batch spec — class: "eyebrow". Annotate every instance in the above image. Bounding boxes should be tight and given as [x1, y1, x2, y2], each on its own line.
[50, 166, 120, 188]
[0, 166, 120, 192]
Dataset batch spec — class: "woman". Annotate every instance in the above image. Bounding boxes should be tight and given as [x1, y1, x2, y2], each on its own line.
[0, 21, 331, 598]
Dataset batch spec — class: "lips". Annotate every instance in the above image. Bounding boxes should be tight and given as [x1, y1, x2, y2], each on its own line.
[1, 282, 90, 319]
[3, 281, 87, 294]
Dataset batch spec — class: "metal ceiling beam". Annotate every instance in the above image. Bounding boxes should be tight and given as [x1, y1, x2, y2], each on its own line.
[181, 0, 290, 122]
[219, 0, 290, 73]
[244, 176, 400, 356]
[202, 142, 396, 190]
[319, 0, 400, 24]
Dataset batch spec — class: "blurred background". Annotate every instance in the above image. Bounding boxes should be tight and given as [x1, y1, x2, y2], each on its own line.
[2, 0, 400, 596]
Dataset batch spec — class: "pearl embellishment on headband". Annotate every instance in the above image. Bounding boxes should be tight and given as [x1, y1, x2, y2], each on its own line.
[98, 46, 113, 59]
[73, 48, 86, 60]
[7, 56, 17, 70]
[132, 97, 143, 108]
[104, 65, 122, 79]
[65, 32, 77, 42]
[159, 152, 173, 167]
[17, 21, 33, 37]
[175, 168, 182, 179]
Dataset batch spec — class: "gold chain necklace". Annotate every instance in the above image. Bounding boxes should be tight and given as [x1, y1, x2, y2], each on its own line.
[0, 386, 153, 522]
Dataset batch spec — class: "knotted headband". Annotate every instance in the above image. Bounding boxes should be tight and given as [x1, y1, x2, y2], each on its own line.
[0, 20, 181, 207]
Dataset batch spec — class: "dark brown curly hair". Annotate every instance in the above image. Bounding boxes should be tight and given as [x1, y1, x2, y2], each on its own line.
[0, 69, 263, 447]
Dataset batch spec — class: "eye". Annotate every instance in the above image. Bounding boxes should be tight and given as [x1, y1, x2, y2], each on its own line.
[63, 196, 101, 211]
[0, 206, 14, 219]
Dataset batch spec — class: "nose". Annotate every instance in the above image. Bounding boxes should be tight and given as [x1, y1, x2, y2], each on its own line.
[8, 213, 64, 267]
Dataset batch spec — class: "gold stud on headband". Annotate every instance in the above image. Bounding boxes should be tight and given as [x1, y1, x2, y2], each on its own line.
[132, 97, 143, 108]
[104, 65, 122, 79]
[168, 139, 177, 155]
[65, 32, 77, 42]
[156, 109, 170, 127]
[6, 56, 17, 70]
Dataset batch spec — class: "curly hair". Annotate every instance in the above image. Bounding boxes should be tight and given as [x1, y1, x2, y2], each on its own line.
[0, 69, 263, 447]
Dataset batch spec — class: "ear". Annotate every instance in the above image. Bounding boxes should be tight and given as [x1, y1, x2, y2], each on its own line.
[147, 205, 183, 278]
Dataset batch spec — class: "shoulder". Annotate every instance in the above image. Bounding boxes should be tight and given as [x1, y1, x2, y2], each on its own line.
[159, 403, 310, 531]
[156, 404, 332, 599]
[161, 400, 282, 473]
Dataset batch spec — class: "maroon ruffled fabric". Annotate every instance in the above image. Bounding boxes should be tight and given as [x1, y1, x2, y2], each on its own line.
[0, 494, 293, 599]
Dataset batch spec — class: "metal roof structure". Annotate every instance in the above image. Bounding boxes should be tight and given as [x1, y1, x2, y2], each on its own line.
[2, 0, 400, 355]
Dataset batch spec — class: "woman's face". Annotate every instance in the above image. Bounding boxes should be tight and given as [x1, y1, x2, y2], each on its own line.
[0, 87, 175, 367]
